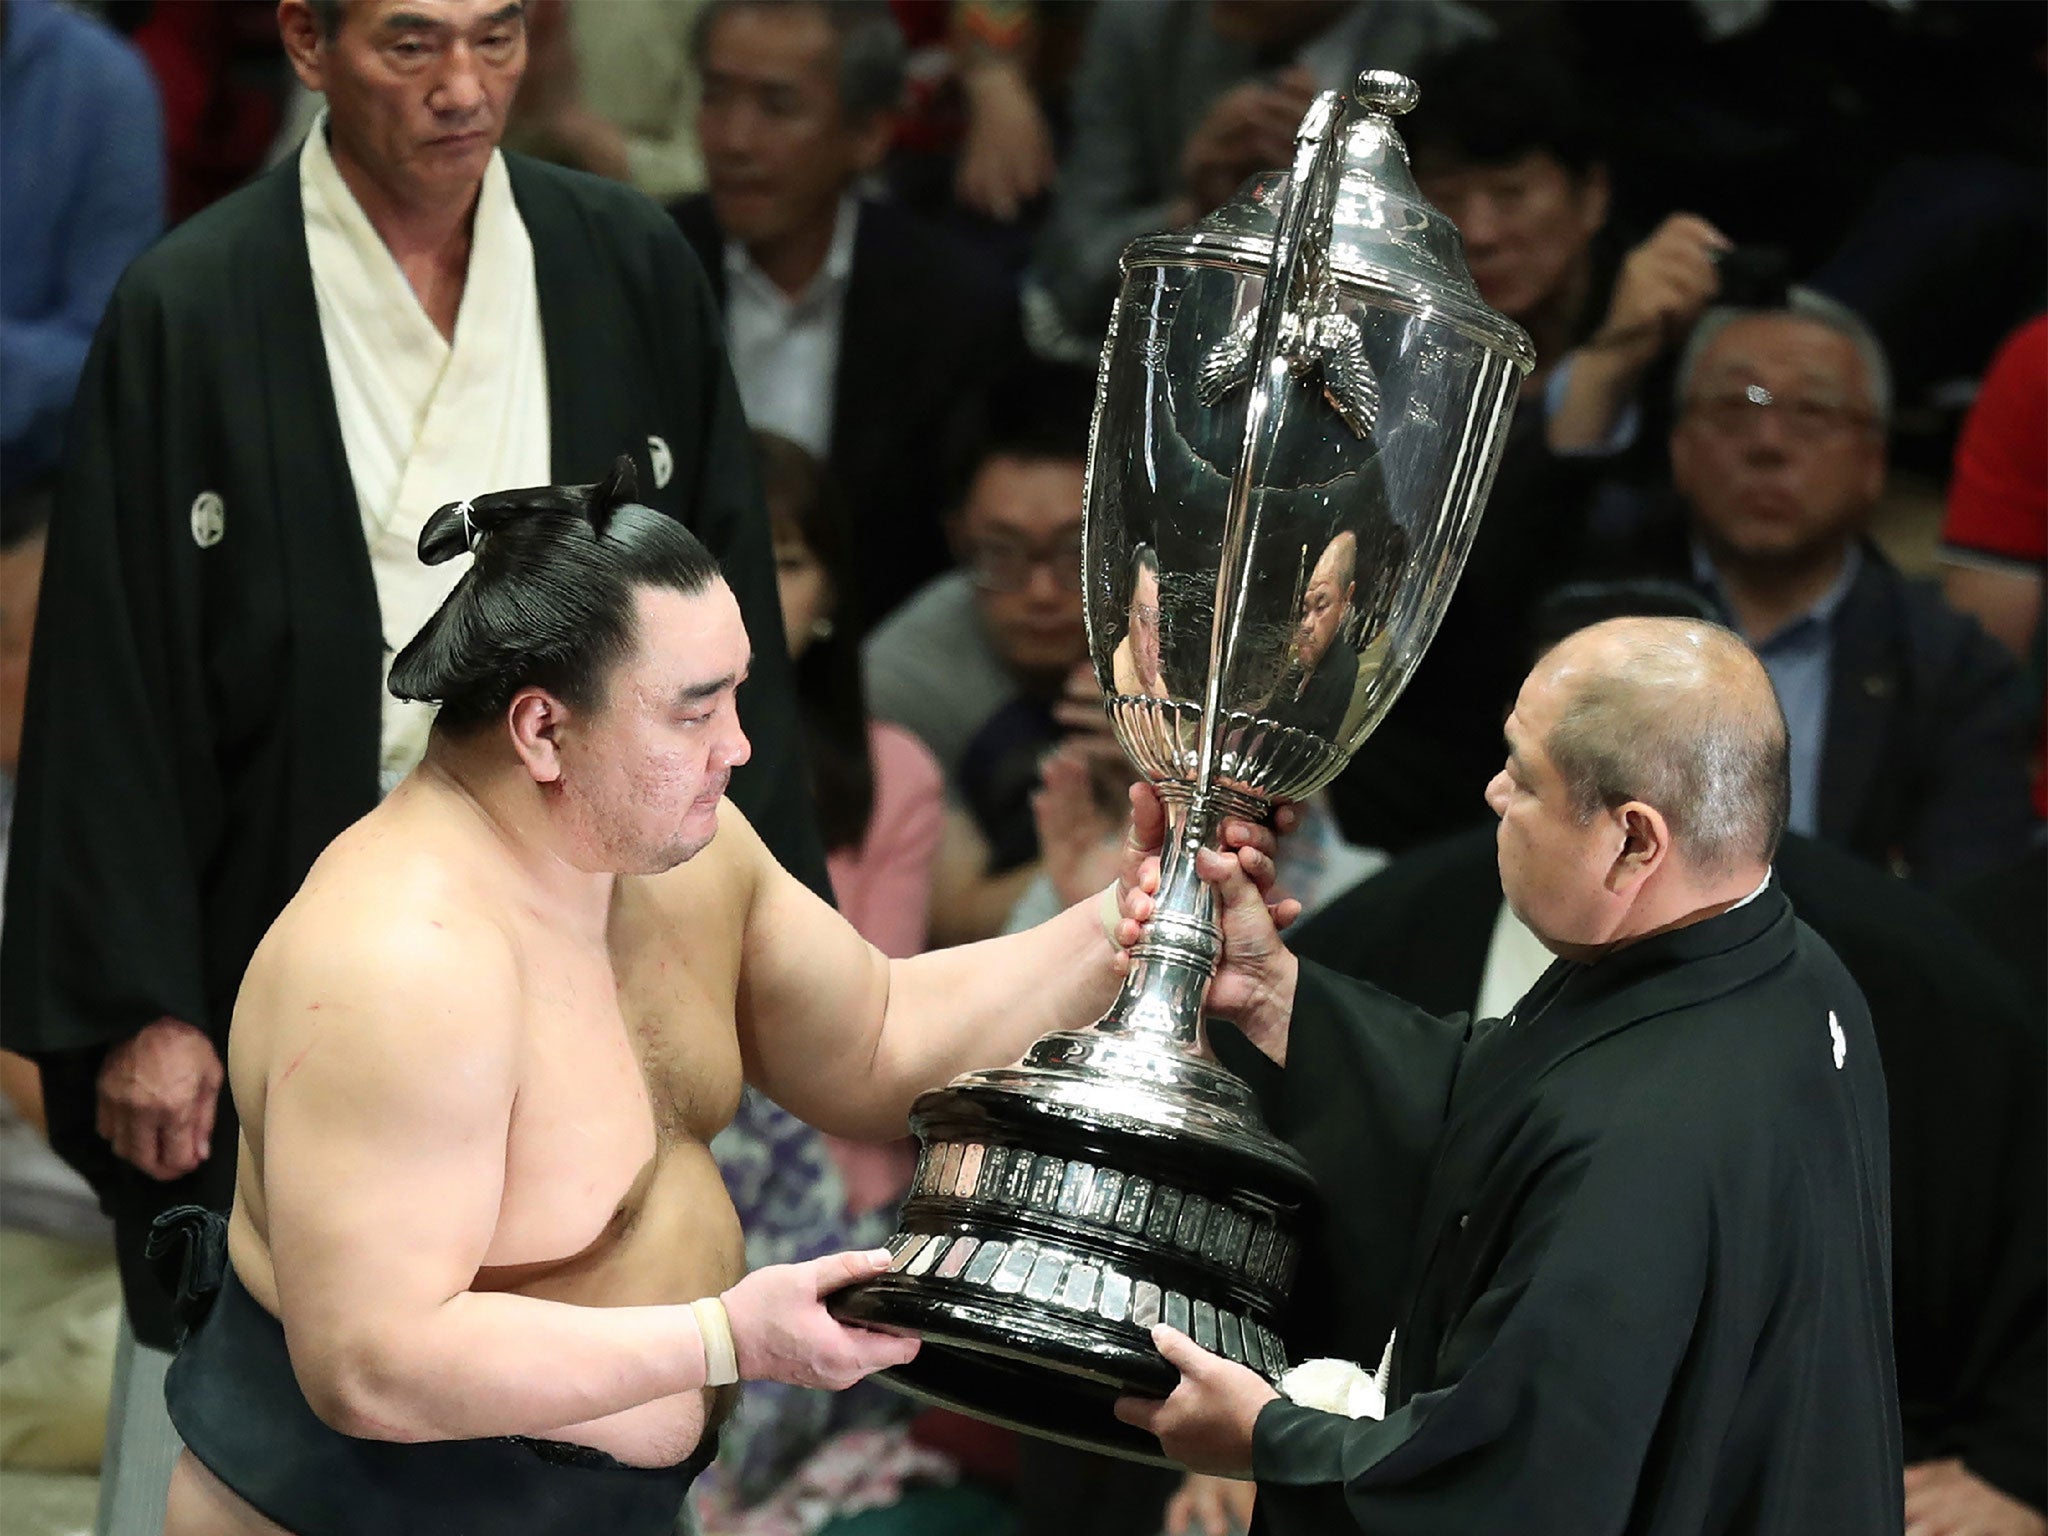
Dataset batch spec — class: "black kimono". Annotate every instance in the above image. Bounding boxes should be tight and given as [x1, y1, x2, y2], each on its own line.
[2, 152, 827, 1345]
[1225, 885, 1904, 1534]
[1287, 826, 2046, 1511]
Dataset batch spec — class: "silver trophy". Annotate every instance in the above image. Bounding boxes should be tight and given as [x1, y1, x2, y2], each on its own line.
[830, 72, 1533, 1463]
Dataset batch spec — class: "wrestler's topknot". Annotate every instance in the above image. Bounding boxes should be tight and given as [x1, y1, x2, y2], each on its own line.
[415, 455, 639, 566]
[390, 456, 724, 733]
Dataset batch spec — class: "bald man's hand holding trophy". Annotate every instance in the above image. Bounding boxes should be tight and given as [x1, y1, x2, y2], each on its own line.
[828, 72, 1533, 1462]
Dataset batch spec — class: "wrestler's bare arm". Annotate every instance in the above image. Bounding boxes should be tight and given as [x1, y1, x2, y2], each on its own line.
[252, 915, 728, 1443]
[725, 808, 1124, 1141]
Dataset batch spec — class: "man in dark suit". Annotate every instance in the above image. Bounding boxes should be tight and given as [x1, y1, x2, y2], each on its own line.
[1283, 824, 2045, 1534]
[1622, 287, 2037, 887]
[673, 0, 1022, 626]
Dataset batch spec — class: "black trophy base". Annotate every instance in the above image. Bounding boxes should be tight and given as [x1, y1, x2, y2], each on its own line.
[826, 1074, 1312, 1465]
[829, 1275, 1180, 1466]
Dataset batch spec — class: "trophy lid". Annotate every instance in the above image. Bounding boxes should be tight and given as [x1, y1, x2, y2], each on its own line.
[1124, 69, 1534, 368]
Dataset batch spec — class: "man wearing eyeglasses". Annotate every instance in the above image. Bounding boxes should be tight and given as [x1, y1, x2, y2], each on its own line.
[866, 409, 1098, 944]
[1622, 288, 2037, 889]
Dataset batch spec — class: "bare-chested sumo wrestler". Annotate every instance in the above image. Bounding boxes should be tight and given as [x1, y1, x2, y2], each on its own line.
[160, 462, 1290, 1536]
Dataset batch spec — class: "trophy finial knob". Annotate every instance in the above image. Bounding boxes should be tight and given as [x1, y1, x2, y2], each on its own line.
[1354, 70, 1419, 117]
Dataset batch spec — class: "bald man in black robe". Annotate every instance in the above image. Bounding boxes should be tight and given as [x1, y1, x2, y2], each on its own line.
[1119, 617, 1903, 1535]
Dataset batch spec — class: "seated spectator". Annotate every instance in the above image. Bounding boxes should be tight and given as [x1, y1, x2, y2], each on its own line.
[1327, 37, 1727, 855]
[506, 0, 712, 204]
[1606, 289, 2037, 886]
[866, 408, 1090, 946]
[674, 0, 1022, 625]
[1400, 36, 1751, 464]
[1404, 37, 1615, 387]
[1270, 821, 2045, 1536]
[1025, 0, 1488, 357]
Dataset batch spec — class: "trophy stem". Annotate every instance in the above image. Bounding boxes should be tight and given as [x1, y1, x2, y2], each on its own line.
[1093, 787, 1266, 1055]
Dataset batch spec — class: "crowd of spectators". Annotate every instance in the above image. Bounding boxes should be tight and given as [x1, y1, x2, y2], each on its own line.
[0, 3, 2040, 1536]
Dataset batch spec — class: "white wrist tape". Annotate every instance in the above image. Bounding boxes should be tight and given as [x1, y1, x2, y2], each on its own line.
[1099, 883, 1123, 944]
[691, 1296, 739, 1387]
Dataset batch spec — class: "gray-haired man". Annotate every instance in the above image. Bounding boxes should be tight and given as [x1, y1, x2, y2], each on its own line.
[670, 0, 1022, 625]
[1652, 290, 2036, 887]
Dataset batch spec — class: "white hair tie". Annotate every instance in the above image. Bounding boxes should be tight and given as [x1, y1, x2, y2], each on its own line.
[456, 499, 479, 551]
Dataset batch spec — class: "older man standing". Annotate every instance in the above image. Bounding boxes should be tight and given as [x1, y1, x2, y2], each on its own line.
[2, 2, 822, 1528]
[1119, 618, 1902, 1534]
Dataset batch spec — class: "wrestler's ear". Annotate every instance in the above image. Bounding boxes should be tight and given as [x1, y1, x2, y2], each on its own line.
[507, 688, 570, 785]
[1605, 800, 1669, 898]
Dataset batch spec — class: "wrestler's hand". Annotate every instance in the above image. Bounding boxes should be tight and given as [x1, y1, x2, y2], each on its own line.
[1904, 1458, 2047, 1536]
[1165, 1470, 1257, 1536]
[1113, 1325, 1276, 1478]
[96, 1017, 223, 1180]
[1108, 785, 1301, 961]
[721, 1249, 921, 1391]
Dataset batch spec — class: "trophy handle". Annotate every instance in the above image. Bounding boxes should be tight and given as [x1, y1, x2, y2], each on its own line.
[1196, 89, 1349, 792]
[1093, 86, 1361, 1057]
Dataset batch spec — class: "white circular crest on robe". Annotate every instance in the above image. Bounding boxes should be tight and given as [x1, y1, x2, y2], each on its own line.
[648, 434, 675, 491]
[190, 491, 226, 549]
[1828, 1011, 1847, 1071]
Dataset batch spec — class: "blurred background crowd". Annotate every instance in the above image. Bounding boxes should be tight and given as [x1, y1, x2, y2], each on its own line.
[0, 2, 2041, 1534]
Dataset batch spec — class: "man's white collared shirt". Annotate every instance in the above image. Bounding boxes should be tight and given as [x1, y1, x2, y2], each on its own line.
[721, 196, 859, 458]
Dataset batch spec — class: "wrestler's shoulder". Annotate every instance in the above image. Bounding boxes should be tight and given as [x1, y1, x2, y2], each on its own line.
[253, 814, 521, 1001]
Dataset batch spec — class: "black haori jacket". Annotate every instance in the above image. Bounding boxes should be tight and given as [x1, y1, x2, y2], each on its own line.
[1216, 885, 1904, 1534]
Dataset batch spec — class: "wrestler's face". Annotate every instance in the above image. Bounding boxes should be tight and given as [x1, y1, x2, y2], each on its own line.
[1485, 655, 1625, 959]
[279, 0, 526, 205]
[954, 454, 1089, 683]
[697, 3, 893, 259]
[556, 581, 754, 875]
